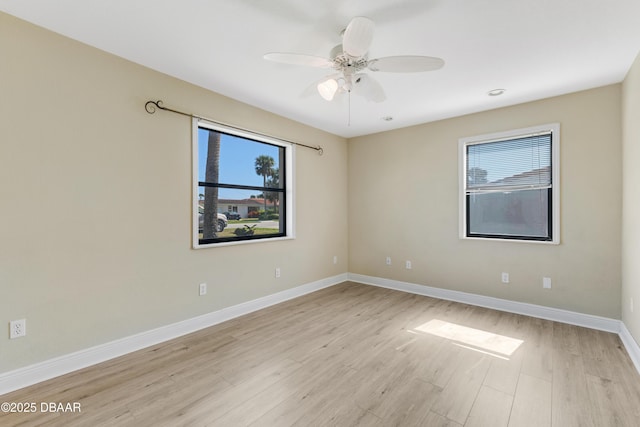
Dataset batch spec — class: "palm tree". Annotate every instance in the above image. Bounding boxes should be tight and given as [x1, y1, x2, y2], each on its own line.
[264, 167, 280, 207]
[203, 131, 220, 239]
[255, 155, 275, 215]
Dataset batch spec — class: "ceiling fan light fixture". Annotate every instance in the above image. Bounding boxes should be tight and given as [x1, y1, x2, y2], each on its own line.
[318, 78, 339, 101]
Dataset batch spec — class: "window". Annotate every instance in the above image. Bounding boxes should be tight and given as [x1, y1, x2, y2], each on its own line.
[193, 118, 294, 248]
[459, 124, 560, 243]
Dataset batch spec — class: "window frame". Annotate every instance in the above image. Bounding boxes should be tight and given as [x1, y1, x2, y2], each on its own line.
[458, 123, 560, 244]
[192, 118, 295, 249]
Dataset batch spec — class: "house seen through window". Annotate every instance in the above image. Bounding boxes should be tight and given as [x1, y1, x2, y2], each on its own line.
[193, 119, 294, 247]
[459, 124, 560, 243]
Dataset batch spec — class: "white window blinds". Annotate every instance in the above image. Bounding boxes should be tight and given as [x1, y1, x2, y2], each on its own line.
[466, 132, 552, 193]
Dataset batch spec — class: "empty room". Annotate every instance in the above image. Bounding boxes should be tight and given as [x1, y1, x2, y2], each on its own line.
[2, 0, 640, 426]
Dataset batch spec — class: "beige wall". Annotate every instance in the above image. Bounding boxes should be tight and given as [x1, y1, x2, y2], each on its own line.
[349, 85, 622, 318]
[622, 51, 640, 343]
[0, 13, 348, 373]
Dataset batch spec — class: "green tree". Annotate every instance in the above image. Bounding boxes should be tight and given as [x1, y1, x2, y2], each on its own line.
[264, 167, 280, 207]
[255, 155, 275, 214]
[467, 167, 488, 186]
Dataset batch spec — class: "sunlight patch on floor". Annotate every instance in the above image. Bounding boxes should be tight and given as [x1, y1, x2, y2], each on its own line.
[414, 319, 523, 358]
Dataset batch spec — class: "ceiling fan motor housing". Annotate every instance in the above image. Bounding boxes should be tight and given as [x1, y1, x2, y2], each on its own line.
[330, 44, 369, 73]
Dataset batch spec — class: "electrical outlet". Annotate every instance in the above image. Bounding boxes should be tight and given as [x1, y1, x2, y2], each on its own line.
[543, 277, 552, 289]
[10, 319, 26, 339]
[333, 255, 338, 265]
[631, 297, 634, 313]
[501, 272, 509, 283]
[275, 267, 281, 278]
[199, 283, 207, 296]
[386, 257, 392, 266]
[405, 260, 412, 269]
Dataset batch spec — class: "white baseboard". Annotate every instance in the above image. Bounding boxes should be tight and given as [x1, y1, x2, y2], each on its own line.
[348, 273, 640, 375]
[348, 273, 621, 333]
[619, 322, 640, 374]
[0, 273, 347, 396]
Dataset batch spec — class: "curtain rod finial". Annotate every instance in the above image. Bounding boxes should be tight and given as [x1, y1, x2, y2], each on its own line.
[145, 100, 163, 114]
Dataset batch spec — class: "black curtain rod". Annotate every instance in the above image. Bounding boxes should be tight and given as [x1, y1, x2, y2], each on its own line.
[144, 100, 323, 155]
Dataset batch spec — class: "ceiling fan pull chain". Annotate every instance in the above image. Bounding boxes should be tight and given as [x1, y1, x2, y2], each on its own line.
[348, 91, 351, 126]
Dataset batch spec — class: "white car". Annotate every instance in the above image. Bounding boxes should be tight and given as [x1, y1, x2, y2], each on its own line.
[199, 212, 228, 233]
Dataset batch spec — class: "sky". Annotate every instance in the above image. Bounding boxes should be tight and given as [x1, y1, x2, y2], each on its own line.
[197, 128, 281, 199]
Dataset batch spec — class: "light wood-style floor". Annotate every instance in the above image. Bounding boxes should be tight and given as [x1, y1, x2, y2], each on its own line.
[2, 282, 640, 426]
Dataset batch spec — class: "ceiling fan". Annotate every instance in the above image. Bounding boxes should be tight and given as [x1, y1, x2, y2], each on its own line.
[264, 17, 444, 103]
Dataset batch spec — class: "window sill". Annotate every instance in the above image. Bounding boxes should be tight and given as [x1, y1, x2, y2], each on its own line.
[193, 234, 295, 249]
[459, 235, 560, 245]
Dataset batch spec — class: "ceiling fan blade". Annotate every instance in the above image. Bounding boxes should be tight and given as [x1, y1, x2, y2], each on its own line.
[352, 73, 386, 103]
[264, 53, 334, 68]
[342, 17, 374, 58]
[368, 55, 445, 72]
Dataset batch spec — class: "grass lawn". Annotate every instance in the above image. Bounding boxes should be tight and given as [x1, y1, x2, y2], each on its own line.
[199, 227, 279, 239]
[219, 227, 277, 238]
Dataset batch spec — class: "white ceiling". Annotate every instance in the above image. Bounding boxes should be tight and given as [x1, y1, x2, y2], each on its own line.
[3, 0, 640, 138]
